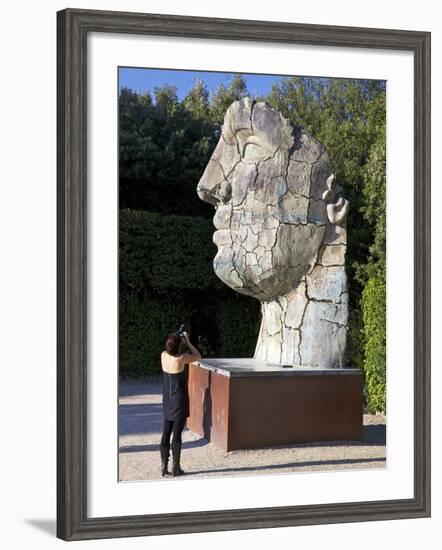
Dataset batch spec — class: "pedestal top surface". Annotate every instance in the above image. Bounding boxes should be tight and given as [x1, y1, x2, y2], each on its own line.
[192, 358, 361, 378]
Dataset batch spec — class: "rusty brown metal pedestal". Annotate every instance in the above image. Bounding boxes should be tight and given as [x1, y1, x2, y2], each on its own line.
[187, 359, 363, 452]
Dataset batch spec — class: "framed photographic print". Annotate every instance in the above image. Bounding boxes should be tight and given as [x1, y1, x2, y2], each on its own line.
[57, 8, 431, 541]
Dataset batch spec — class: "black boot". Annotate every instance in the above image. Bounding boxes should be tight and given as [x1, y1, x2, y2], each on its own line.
[160, 444, 170, 477]
[171, 440, 184, 476]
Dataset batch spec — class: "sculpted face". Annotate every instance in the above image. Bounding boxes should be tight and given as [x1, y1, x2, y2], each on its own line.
[197, 98, 348, 302]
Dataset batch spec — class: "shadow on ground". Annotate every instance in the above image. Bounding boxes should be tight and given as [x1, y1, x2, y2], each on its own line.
[119, 379, 163, 398]
[119, 403, 164, 436]
[186, 456, 384, 476]
[119, 392, 386, 453]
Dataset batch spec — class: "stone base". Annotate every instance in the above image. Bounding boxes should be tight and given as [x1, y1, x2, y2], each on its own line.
[187, 359, 363, 452]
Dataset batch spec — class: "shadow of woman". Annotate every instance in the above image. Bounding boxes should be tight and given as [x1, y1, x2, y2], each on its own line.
[202, 370, 212, 441]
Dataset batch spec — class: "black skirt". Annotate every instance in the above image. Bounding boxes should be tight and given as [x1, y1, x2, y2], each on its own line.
[162, 370, 190, 421]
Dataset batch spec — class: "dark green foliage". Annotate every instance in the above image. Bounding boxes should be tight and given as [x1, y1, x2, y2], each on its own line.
[361, 128, 386, 280]
[214, 293, 261, 358]
[119, 85, 216, 217]
[209, 74, 249, 124]
[361, 276, 386, 413]
[346, 305, 365, 372]
[119, 292, 191, 377]
[183, 78, 210, 120]
[119, 210, 260, 376]
[119, 209, 220, 293]
[119, 290, 260, 376]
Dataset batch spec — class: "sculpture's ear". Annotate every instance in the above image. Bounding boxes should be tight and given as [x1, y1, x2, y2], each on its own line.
[322, 174, 350, 225]
[327, 197, 350, 225]
[322, 174, 335, 202]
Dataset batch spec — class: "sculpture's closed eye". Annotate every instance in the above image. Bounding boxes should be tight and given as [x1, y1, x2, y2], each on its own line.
[243, 142, 263, 161]
[238, 132, 272, 163]
[242, 136, 261, 153]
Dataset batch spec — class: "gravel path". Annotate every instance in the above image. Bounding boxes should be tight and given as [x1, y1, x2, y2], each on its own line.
[119, 380, 386, 482]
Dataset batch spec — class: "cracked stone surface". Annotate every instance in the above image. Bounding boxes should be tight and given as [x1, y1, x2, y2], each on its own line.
[197, 98, 350, 368]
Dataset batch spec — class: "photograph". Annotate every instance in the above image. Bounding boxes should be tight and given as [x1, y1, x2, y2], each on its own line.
[117, 67, 387, 482]
[54, 6, 431, 542]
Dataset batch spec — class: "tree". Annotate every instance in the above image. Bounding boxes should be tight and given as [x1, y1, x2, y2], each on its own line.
[119, 84, 215, 217]
[361, 103, 386, 280]
[361, 276, 386, 413]
[210, 74, 249, 125]
[184, 78, 210, 120]
[119, 87, 156, 182]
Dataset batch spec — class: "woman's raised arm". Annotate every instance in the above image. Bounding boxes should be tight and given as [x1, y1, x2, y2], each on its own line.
[181, 332, 202, 364]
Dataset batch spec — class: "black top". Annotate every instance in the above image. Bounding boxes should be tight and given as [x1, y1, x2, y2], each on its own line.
[162, 369, 189, 421]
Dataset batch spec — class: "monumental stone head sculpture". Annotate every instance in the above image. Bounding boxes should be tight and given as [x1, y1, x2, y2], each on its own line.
[197, 98, 350, 368]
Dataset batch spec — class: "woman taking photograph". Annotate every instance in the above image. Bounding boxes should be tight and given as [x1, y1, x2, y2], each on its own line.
[160, 330, 201, 477]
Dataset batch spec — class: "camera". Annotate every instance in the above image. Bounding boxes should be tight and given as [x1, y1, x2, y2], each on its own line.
[176, 323, 186, 338]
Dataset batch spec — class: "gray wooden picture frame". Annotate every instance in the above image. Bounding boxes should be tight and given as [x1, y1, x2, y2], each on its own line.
[57, 8, 431, 541]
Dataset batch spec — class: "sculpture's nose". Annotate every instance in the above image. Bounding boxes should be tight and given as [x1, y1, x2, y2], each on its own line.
[197, 158, 232, 206]
[196, 173, 217, 206]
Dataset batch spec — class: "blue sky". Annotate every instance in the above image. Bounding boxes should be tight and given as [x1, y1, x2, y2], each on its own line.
[118, 67, 295, 100]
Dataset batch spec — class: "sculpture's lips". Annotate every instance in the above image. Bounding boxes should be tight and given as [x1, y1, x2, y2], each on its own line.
[213, 229, 232, 246]
[213, 205, 232, 230]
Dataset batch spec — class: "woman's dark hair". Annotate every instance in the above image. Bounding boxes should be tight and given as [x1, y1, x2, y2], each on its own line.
[165, 333, 180, 356]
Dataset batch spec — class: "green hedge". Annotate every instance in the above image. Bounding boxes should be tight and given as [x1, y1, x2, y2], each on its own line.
[120, 209, 221, 293]
[119, 292, 189, 377]
[119, 209, 261, 377]
[119, 290, 260, 376]
[361, 276, 386, 413]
